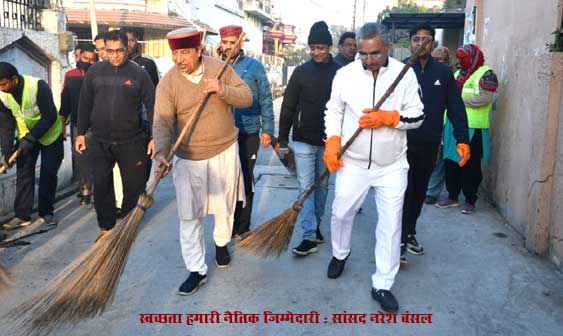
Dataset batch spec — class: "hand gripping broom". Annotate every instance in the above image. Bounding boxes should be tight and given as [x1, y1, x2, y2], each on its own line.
[5, 33, 246, 336]
[0, 149, 20, 293]
[236, 37, 433, 257]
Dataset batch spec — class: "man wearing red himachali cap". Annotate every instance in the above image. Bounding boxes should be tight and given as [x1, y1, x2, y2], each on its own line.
[217, 25, 275, 238]
[152, 27, 252, 295]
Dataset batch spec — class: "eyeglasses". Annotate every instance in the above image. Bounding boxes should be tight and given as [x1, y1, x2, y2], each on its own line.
[357, 51, 382, 60]
[410, 35, 433, 43]
[106, 48, 126, 56]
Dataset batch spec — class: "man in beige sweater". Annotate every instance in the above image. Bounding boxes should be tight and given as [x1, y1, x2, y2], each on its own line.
[153, 28, 252, 295]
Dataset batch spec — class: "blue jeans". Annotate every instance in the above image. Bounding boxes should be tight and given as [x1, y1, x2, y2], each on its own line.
[293, 141, 329, 241]
[426, 148, 445, 198]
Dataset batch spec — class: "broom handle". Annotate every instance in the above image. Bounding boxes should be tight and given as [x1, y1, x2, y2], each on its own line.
[146, 33, 245, 196]
[0, 149, 20, 174]
[296, 37, 432, 205]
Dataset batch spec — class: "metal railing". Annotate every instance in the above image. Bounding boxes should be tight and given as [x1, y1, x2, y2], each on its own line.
[0, 0, 48, 30]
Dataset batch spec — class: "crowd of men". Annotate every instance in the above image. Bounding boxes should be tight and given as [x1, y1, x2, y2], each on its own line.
[0, 21, 497, 313]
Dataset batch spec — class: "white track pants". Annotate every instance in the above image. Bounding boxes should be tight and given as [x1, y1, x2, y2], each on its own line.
[179, 215, 234, 275]
[330, 160, 408, 290]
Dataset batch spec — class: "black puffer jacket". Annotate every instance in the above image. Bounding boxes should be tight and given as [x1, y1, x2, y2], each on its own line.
[278, 56, 340, 146]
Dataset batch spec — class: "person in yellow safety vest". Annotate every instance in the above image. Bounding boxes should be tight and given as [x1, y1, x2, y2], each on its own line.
[0, 62, 64, 229]
[436, 44, 499, 214]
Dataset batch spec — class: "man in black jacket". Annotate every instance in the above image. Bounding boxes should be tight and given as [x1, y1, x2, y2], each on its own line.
[76, 30, 155, 240]
[400, 24, 470, 263]
[124, 29, 159, 87]
[279, 21, 341, 256]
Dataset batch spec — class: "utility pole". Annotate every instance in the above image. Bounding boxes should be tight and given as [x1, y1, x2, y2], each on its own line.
[362, 0, 366, 25]
[89, 0, 98, 40]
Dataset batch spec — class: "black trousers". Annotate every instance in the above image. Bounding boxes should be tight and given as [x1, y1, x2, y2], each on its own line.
[15, 135, 64, 220]
[401, 142, 439, 243]
[71, 126, 93, 195]
[233, 133, 260, 235]
[445, 129, 484, 205]
[89, 137, 148, 230]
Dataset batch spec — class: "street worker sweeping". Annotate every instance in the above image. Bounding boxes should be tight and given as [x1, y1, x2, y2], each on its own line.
[153, 27, 252, 295]
[0, 62, 64, 230]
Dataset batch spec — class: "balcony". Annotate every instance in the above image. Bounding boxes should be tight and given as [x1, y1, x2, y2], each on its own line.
[244, 0, 272, 23]
[0, 0, 49, 31]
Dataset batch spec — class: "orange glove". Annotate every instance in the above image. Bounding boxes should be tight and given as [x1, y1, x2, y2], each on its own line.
[359, 108, 400, 129]
[323, 135, 343, 173]
[456, 143, 470, 167]
[60, 115, 67, 141]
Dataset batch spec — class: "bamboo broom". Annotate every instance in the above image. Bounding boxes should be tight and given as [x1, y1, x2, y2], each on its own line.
[5, 32, 246, 336]
[0, 149, 20, 293]
[236, 37, 433, 257]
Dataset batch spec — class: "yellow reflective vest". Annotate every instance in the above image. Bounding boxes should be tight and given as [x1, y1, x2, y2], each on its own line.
[0, 75, 62, 146]
[454, 66, 492, 129]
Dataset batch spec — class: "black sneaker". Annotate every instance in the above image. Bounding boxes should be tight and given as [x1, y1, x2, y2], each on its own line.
[400, 244, 407, 264]
[115, 207, 123, 218]
[371, 288, 399, 313]
[178, 272, 207, 296]
[215, 245, 231, 268]
[424, 196, 437, 205]
[327, 254, 349, 279]
[406, 234, 424, 255]
[292, 240, 318, 256]
[313, 227, 324, 244]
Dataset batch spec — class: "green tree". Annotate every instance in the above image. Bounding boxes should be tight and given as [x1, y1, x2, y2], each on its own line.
[377, 0, 440, 22]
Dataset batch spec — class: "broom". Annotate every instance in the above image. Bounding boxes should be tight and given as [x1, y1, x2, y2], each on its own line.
[0, 149, 20, 292]
[236, 37, 433, 257]
[5, 32, 246, 336]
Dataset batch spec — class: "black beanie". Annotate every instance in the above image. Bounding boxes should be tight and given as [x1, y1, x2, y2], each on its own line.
[308, 21, 332, 46]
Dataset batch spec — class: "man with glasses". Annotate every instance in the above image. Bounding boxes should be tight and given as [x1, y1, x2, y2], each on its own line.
[334, 32, 357, 66]
[399, 24, 469, 264]
[278, 21, 341, 256]
[76, 30, 156, 241]
[323, 22, 424, 312]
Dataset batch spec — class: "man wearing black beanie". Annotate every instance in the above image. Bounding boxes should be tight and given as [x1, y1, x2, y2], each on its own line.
[279, 21, 341, 256]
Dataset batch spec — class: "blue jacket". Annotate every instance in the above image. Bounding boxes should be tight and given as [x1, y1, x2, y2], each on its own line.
[232, 54, 275, 135]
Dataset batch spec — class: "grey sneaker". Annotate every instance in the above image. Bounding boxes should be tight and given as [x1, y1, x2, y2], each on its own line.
[435, 199, 459, 208]
[2, 217, 31, 230]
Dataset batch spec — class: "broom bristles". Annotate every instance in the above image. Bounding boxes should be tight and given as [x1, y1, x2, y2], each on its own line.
[236, 203, 301, 257]
[0, 259, 13, 293]
[5, 194, 153, 336]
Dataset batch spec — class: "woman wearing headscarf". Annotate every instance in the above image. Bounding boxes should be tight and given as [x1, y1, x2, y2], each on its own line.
[436, 44, 498, 214]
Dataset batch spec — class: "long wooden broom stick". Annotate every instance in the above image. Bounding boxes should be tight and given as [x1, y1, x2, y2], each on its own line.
[236, 37, 433, 257]
[0, 148, 20, 292]
[6, 33, 246, 336]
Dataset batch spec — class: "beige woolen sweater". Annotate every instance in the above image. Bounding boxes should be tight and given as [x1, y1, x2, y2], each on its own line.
[153, 56, 252, 160]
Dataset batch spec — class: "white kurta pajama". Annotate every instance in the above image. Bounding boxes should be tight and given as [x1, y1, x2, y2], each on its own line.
[173, 141, 245, 275]
[153, 56, 253, 278]
[324, 57, 424, 290]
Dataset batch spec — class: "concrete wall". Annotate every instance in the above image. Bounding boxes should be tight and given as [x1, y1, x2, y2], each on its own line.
[463, 0, 563, 269]
[0, 9, 74, 217]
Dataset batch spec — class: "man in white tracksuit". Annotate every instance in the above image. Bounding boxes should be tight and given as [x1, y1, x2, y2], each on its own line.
[323, 22, 424, 313]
